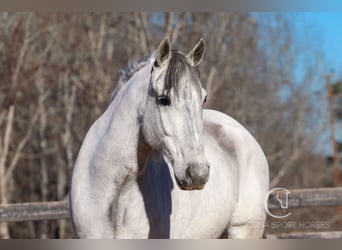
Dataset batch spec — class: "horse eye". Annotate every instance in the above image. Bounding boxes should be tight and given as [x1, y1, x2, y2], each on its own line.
[203, 95, 208, 105]
[158, 95, 171, 106]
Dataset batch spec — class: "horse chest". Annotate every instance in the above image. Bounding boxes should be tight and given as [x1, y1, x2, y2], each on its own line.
[114, 163, 235, 239]
[168, 172, 235, 238]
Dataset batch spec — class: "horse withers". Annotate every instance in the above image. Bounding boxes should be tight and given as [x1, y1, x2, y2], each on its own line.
[70, 37, 269, 239]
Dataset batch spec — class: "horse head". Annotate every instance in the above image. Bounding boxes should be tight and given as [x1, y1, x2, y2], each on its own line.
[142, 37, 210, 190]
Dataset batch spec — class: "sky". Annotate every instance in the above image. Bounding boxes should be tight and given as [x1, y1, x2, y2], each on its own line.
[268, 12, 342, 79]
[295, 13, 342, 155]
[253, 13, 342, 155]
[301, 13, 342, 154]
[298, 13, 342, 76]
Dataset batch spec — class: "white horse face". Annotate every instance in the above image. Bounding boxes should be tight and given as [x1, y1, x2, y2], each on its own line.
[142, 38, 210, 190]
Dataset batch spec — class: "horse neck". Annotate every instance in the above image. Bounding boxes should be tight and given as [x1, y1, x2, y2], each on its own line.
[103, 61, 153, 169]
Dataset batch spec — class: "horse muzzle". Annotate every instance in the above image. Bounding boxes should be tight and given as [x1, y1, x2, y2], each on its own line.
[176, 162, 210, 190]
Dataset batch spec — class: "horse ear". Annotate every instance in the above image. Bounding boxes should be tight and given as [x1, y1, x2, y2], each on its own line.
[187, 38, 205, 66]
[155, 37, 171, 67]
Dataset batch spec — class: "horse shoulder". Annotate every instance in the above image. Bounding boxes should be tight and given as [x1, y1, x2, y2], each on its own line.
[203, 109, 248, 157]
[203, 109, 268, 172]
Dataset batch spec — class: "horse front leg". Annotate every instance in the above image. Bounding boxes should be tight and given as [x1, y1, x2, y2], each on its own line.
[228, 219, 266, 239]
[70, 159, 132, 239]
[227, 200, 267, 239]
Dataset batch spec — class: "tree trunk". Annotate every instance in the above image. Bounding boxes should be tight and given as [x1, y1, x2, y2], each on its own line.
[36, 69, 49, 239]
[0, 106, 15, 239]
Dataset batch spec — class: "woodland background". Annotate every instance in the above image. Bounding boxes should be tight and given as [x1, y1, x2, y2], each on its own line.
[0, 12, 341, 238]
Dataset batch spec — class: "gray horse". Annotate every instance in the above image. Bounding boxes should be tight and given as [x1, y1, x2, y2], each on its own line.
[70, 37, 269, 239]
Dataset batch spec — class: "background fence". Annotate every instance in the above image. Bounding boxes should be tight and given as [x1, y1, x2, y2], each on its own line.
[1, 187, 342, 238]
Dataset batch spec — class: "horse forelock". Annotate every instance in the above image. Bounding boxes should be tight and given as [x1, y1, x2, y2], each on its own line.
[110, 50, 203, 103]
[164, 50, 202, 99]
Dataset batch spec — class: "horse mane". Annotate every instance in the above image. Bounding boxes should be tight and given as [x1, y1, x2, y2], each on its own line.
[111, 55, 151, 102]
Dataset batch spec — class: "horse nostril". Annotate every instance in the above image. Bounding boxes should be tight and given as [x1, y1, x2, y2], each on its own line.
[185, 165, 194, 179]
[185, 162, 210, 183]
